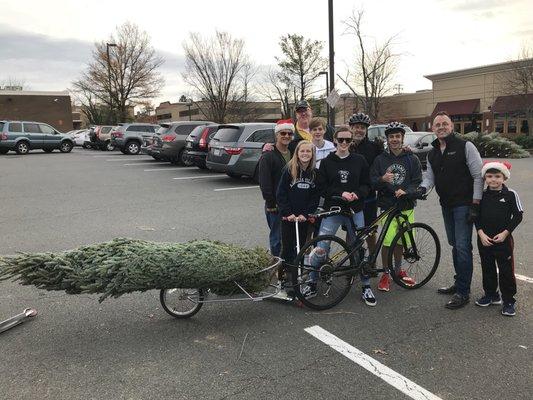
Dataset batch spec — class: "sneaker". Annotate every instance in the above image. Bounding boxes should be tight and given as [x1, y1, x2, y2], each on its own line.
[300, 284, 317, 299]
[397, 269, 416, 286]
[377, 273, 391, 292]
[362, 286, 377, 307]
[475, 293, 502, 307]
[501, 302, 516, 316]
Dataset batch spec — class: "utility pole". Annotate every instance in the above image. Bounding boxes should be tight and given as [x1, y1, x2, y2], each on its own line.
[328, 0, 335, 126]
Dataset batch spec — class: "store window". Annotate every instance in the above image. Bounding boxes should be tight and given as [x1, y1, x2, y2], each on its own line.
[507, 120, 517, 134]
[520, 120, 529, 135]
[495, 121, 504, 133]
[454, 123, 462, 134]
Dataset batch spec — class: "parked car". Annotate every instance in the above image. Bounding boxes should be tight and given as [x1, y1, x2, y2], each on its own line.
[149, 121, 214, 165]
[70, 129, 90, 147]
[367, 124, 413, 143]
[0, 120, 74, 155]
[141, 125, 169, 160]
[403, 132, 436, 169]
[185, 124, 222, 169]
[94, 125, 116, 151]
[110, 123, 160, 155]
[206, 123, 276, 180]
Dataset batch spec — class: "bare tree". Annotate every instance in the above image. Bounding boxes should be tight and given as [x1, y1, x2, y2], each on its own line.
[499, 46, 533, 134]
[73, 22, 164, 123]
[276, 34, 327, 101]
[183, 31, 252, 123]
[0, 76, 27, 90]
[259, 68, 292, 119]
[338, 9, 400, 121]
[71, 87, 110, 125]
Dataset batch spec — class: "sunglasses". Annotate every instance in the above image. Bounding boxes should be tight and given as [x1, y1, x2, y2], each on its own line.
[336, 137, 353, 144]
[278, 131, 293, 137]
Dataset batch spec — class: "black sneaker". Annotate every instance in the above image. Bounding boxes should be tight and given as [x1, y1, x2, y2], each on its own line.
[437, 284, 456, 295]
[445, 293, 470, 309]
[361, 286, 377, 307]
[501, 302, 516, 316]
[475, 293, 502, 307]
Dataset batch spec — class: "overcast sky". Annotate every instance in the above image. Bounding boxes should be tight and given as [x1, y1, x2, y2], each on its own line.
[0, 0, 531, 105]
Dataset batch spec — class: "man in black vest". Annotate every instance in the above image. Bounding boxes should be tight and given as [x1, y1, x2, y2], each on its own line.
[421, 111, 483, 309]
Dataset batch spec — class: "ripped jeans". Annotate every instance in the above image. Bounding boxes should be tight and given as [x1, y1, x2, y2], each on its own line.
[309, 211, 370, 287]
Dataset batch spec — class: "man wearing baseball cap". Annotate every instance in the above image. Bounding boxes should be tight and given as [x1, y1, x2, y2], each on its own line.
[290, 100, 334, 154]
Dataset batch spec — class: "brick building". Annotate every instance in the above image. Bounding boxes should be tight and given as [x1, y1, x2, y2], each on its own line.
[334, 59, 533, 136]
[0, 90, 73, 132]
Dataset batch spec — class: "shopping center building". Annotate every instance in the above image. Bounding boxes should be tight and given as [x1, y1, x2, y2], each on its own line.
[336, 58, 532, 136]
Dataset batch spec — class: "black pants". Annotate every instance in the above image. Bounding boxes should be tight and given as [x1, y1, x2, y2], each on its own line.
[280, 220, 310, 281]
[477, 236, 516, 303]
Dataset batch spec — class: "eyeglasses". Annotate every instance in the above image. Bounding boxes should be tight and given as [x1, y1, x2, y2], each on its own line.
[278, 131, 293, 137]
[336, 137, 353, 144]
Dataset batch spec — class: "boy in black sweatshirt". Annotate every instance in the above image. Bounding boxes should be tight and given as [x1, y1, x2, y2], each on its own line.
[474, 161, 523, 316]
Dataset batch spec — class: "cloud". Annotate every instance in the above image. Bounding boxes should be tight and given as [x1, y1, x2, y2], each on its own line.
[0, 26, 186, 98]
[437, 0, 523, 12]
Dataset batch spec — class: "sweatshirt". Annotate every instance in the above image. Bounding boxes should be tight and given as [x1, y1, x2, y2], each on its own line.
[276, 167, 320, 217]
[317, 152, 370, 212]
[370, 149, 422, 209]
[475, 184, 523, 238]
[315, 140, 336, 168]
[258, 147, 289, 208]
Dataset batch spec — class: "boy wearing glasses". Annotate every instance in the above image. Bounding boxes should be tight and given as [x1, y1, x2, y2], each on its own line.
[310, 126, 375, 305]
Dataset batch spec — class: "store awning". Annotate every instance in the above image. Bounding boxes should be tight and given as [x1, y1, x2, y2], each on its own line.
[491, 94, 533, 114]
[432, 99, 480, 116]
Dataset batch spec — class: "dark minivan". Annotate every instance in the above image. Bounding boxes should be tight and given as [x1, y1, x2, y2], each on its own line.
[206, 123, 276, 180]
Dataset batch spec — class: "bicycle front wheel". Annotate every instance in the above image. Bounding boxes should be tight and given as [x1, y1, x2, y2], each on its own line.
[388, 222, 440, 289]
[293, 235, 355, 310]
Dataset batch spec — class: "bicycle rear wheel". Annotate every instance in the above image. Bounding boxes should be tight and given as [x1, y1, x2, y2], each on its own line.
[388, 223, 440, 289]
[293, 235, 355, 310]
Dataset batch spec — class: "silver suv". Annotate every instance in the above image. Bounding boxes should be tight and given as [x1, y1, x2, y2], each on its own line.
[206, 123, 276, 181]
[110, 123, 160, 155]
[0, 120, 74, 155]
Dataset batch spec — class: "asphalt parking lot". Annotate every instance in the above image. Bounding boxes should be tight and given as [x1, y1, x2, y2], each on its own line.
[0, 149, 531, 400]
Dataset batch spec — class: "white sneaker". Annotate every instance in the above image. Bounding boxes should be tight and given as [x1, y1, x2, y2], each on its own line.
[362, 286, 377, 307]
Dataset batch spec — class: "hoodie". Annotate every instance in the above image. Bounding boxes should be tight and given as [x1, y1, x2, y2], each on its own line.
[315, 140, 336, 168]
[370, 149, 422, 209]
[276, 166, 320, 217]
[317, 152, 370, 212]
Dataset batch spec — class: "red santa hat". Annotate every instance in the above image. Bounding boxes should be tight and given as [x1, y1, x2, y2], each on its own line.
[275, 119, 295, 134]
[481, 160, 512, 179]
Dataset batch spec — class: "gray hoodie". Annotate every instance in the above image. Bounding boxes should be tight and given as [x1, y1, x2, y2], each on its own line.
[370, 150, 422, 209]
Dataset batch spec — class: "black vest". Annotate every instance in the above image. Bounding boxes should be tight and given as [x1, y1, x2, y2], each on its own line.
[427, 134, 473, 207]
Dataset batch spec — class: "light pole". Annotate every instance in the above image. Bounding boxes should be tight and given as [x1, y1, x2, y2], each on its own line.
[319, 71, 330, 125]
[106, 43, 117, 123]
[328, 0, 335, 126]
[186, 98, 193, 121]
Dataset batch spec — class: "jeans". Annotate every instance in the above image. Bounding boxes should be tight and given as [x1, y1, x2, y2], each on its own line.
[265, 206, 282, 257]
[310, 211, 370, 286]
[441, 205, 473, 296]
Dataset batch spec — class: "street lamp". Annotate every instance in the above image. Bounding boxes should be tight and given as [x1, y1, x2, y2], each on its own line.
[106, 43, 117, 123]
[318, 71, 330, 125]
[186, 98, 193, 121]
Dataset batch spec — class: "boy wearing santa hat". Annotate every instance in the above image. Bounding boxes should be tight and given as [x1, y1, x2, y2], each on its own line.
[475, 161, 523, 316]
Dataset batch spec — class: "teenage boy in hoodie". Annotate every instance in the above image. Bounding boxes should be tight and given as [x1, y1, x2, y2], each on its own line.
[311, 126, 375, 305]
[370, 122, 422, 292]
[258, 119, 294, 257]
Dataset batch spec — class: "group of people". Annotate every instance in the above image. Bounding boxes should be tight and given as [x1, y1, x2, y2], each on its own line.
[258, 101, 523, 316]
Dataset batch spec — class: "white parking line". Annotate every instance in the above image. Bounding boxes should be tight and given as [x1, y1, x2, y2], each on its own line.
[143, 167, 185, 172]
[213, 186, 259, 192]
[172, 175, 225, 180]
[106, 158, 152, 162]
[123, 162, 170, 166]
[305, 326, 442, 400]
[516, 274, 533, 283]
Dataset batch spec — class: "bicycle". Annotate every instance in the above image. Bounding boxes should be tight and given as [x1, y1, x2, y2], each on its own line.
[287, 190, 441, 310]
